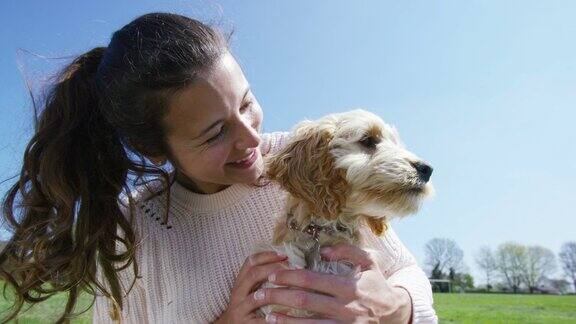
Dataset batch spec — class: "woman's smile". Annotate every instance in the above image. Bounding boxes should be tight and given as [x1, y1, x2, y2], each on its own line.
[226, 148, 258, 169]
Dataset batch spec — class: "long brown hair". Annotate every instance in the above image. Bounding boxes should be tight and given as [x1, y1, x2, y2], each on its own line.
[0, 12, 229, 322]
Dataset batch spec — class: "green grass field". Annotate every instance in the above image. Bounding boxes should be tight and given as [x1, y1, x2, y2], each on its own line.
[0, 292, 575, 323]
[434, 293, 576, 324]
[0, 292, 92, 323]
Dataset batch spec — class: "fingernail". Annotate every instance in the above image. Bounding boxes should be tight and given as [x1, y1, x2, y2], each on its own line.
[268, 272, 276, 283]
[254, 289, 265, 300]
[266, 313, 277, 324]
[320, 246, 332, 255]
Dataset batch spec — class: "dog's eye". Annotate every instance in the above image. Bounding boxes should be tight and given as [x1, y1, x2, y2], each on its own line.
[359, 136, 379, 150]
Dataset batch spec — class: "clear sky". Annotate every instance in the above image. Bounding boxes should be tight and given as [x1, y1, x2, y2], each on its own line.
[1, 1, 575, 281]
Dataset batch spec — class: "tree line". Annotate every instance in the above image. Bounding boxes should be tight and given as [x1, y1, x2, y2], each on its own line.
[424, 238, 576, 294]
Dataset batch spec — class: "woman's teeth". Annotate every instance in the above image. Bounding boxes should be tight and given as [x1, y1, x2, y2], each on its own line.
[233, 151, 253, 163]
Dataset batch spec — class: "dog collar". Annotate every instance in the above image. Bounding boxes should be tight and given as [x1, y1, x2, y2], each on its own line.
[286, 213, 350, 242]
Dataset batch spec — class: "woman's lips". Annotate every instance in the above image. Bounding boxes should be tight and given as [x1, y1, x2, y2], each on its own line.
[226, 150, 257, 169]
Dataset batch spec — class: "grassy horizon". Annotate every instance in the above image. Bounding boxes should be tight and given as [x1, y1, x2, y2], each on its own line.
[434, 293, 576, 323]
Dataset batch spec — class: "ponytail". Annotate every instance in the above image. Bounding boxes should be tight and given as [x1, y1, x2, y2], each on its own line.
[1, 11, 232, 323]
[0, 47, 138, 323]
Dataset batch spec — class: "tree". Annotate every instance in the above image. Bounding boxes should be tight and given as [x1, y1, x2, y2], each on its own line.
[430, 263, 443, 280]
[424, 238, 465, 276]
[458, 273, 475, 290]
[523, 246, 556, 293]
[496, 242, 527, 293]
[449, 267, 474, 291]
[547, 278, 570, 294]
[559, 242, 576, 293]
[475, 246, 497, 290]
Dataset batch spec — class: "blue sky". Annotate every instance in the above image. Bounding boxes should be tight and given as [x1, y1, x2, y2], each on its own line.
[1, 1, 575, 281]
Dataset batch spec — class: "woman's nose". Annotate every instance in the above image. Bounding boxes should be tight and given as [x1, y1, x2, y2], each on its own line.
[234, 119, 260, 150]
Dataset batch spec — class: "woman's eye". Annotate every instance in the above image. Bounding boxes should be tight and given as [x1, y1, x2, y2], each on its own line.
[203, 100, 253, 146]
[206, 126, 226, 144]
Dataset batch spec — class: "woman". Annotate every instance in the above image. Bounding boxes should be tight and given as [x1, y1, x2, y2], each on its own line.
[0, 12, 437, 323]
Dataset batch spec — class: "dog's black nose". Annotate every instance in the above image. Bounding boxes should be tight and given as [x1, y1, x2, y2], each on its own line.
[411, 161, 433, 182]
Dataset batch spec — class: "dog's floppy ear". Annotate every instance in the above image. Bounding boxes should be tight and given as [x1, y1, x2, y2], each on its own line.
[362, 215, 388, 236]
[266, 121, 347, 220]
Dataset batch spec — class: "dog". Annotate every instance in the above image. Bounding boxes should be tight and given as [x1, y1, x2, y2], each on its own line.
[258, 109, 434, 318]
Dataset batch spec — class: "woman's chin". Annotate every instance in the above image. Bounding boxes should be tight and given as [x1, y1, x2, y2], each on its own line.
[246, 156, 265, 182]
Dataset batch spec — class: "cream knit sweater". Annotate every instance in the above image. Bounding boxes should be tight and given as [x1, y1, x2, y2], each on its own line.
[92, 132, 438, 324]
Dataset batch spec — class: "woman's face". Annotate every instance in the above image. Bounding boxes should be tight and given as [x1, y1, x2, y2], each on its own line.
[160, 52, 264, 194]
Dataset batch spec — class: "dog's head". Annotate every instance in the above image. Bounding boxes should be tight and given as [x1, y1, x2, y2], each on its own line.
[266, 109, 434, 235]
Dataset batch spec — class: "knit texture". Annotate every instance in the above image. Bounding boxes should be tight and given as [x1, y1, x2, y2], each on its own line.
[92, 131, 437, 324]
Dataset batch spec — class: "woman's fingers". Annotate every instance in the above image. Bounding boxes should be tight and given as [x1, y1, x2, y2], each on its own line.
[244, 288, 352, 320]
[235, 250, 288, 296]
[267, 269, 354, 298]
[320, 244, 377, 271]
[267, 312, 340, 324]
[236, 259, 290, 298]
[238, 251, 288, 280]
[246, 318, 267, 324]
[226, 251, 293, 323]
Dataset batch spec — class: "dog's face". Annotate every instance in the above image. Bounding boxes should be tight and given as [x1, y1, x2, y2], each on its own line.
[266, 109, 434, 234]
[328, 109, 434, 218]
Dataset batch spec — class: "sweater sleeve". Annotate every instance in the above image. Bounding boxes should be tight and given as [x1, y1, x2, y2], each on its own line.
[360, 226, 438, 324]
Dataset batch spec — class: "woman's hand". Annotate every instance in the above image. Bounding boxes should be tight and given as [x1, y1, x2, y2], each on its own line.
[255, 244, 413, 324]
[214, 251, 290, 324]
